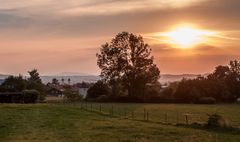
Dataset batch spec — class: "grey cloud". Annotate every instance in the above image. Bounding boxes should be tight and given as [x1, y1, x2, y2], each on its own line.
[0, 0, 239, 38]
[0, 10, 32, 28]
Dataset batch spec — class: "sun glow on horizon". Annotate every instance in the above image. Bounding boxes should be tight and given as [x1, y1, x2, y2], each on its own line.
[162, 24, 214, 48]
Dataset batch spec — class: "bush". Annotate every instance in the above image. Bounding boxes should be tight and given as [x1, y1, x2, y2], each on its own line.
[198, 97, 216, 104]
[87, 81, 110, 99]
[64, 89, 83, 102]
[22, 90, 40, 103]
[207, 113, 230, 128]
[95, 95, 110, 102]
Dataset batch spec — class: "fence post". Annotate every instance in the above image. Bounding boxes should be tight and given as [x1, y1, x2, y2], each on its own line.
[124, 108, 127, 118]
[132, 111, 134, 120]
[185, 114, 189, 125]
[165, 113, 168, 123]
[177, 112, 179, 124]
[147, 111, 149, 121]
[111, 105, 114, 116]
[214, 134, 217, 142]
[144, 108, 146, 121]
[99, 104, 102, 113]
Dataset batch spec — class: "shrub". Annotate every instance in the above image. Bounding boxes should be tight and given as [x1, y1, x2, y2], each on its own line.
[64, 89, 83, 102]
[22, 89, 40, 103]
[198, 97, 216, 104]
[87, 81, 110, 99]
[207, 113, 230, 128]
[95, 95, 110, 102]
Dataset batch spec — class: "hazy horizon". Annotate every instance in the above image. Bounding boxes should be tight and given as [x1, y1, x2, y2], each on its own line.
[1, 0, 240, 75]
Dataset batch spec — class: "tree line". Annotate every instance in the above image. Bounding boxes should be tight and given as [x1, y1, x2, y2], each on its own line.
[173, 60, 240, 103]
[0, 32, 239, 104]
[87, 32, 240, 103]
[0, 69, 45, 103]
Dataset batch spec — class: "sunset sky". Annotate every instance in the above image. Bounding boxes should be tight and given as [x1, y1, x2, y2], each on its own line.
[0, 0, 240, 75]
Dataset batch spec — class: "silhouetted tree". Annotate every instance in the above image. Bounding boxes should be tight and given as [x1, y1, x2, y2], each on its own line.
[52, 78, 60, 86]
[68, 78, 71, 85]
[27, 69, 45, 100]
[0, 75, 26, 92]
[226, 60, 240, 100]
[28, 69, 41, 83]
[209, 65, 230, 79]
[174, 60, 240, 103]
[61, 78, 64, 84]
[87, 81, 110, 99]
[97, 32, 160, 100]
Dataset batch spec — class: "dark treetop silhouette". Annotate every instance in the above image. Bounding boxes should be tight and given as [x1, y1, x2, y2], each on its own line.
[97, 32, 160, 100]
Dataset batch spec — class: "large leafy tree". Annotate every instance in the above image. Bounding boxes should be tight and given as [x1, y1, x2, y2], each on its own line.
[0, 75, 26, 92]
[97, 32, 160, 99]
[227, 60, 240, 100]
[27, 69, 46, 100]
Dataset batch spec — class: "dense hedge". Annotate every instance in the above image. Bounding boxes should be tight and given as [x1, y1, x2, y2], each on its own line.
[22, 90, 40, 103]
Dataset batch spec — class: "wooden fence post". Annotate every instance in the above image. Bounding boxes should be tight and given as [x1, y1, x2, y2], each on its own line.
[99, 104, 102, 112]
[144, 108, 146, 121]
[124, 108, 127, 118]
[112, 105, 114, 116]
[177, 112, 179, 124]
[165, 113, 168, 123]
[132, 111, 134, 120]
[185, 114, 189, 125]
[147, 111, 149, 121]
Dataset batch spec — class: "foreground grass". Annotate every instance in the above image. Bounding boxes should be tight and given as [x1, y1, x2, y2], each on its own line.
[0, 104, 239, 142]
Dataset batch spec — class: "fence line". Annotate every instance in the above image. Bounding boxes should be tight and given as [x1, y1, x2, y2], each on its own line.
[78, 103, 210, 126]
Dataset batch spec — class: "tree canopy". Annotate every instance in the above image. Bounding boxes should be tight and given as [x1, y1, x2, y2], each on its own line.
[27, 69, 46, 100]
[174, 60, 240, 103]
[97, 32, 160, 100]
[0, 75, 26, 92]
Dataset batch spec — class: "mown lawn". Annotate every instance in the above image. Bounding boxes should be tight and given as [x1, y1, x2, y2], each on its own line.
[0, 103, 239, 142]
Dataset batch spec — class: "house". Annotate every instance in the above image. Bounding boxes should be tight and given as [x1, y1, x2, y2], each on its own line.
[74, 82, 90, 98]
[79, 88, 89, 98]
[47, 87, 63, 97]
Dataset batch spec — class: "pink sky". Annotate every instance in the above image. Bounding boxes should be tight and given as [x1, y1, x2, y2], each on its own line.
[0, 0, 240, 75]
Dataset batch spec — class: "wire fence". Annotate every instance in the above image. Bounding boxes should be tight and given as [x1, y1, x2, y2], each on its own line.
[76, 103, 212, 126]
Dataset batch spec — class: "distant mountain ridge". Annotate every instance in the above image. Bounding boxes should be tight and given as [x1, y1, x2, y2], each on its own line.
[40, 75, 101, 84]
[57, 72, 92, 76]
[160, 74, 200, 83]
[0, 74, 10, 79]
[42, 74, 201, 84]
[0, 73, 201, 84]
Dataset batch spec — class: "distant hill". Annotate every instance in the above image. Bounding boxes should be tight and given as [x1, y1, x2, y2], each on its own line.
[40, 74, 200, 84]
[0, 73, 201, 84]
[40, 75, 101, 84]
[0, 74, 10, 79]
[57, 72, 92, 76]
[160, 74, 200, 83]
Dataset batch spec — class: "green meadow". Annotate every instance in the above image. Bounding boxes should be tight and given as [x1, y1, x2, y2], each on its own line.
[0, 103, 239, 142]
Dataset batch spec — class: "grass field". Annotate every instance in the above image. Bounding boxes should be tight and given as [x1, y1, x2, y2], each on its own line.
[0, 103, 240, 142]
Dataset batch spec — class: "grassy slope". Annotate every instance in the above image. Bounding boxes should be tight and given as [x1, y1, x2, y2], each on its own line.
[0, 104, 239, 142]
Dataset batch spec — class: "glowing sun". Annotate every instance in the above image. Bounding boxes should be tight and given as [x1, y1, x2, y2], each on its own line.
[163, 25, 214, 48]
